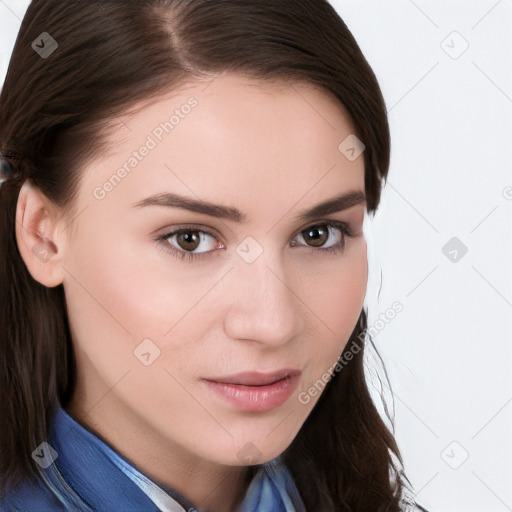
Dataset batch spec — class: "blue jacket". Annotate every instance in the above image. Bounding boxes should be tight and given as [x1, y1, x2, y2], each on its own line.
[0, 406, 306, 511]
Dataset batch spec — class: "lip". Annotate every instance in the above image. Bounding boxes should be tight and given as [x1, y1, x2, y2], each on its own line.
[202, 369, 301, 412]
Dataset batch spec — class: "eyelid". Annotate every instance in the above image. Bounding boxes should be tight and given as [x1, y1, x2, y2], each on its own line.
[158, 218, 352, 238]
[158, 222, 221, 239]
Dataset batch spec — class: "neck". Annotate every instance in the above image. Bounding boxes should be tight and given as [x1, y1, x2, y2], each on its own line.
[65, 392, 254, 512]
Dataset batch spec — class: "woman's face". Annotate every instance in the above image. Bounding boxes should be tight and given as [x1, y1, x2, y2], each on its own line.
[58, 74, 367, 472]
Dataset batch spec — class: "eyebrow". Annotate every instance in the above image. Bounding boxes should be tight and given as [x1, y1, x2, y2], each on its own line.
[131, 190, 366, 223]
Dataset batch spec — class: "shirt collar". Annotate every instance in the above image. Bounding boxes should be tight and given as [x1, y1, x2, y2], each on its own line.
[49, 405, 194, 511]
[47, 405, 305, 512]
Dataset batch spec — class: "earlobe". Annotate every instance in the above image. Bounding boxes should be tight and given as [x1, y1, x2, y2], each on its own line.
[15, 179, 67, 288]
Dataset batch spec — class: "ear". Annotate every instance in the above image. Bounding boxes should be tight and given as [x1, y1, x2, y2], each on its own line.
[15, 179, 68, 288]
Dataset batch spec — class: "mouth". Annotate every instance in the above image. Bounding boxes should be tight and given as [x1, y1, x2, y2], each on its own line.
[205, 368, 301, 386]
[202, 369, 301, 412]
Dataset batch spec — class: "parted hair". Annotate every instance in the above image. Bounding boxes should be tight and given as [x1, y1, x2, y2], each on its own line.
[0, 1, 428, 510]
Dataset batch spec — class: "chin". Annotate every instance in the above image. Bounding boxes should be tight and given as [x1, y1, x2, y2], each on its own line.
[207, 434, 295, 467]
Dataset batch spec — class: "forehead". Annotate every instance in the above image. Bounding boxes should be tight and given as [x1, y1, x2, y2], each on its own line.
[80, 74, 365, 219]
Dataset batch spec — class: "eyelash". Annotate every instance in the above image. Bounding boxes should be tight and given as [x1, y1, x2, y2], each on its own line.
[157, 220, 355, 262]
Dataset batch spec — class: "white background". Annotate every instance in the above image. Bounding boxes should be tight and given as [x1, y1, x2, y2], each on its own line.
[1, 1, 511, 511]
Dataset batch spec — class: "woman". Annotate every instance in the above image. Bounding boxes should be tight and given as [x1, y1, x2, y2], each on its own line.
[0, 1, 429, 510]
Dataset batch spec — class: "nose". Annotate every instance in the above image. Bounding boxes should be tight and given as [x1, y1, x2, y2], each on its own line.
[222, 254, 304, 347]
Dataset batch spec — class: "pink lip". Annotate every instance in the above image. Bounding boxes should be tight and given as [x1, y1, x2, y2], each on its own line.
[203, 369, 301, 412]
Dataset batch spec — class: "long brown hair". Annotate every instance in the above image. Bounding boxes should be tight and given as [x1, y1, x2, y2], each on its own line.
[0, 1, 428, 510]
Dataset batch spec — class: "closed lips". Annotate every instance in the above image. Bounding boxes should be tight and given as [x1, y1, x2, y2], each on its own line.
[205, 369, 301, 386]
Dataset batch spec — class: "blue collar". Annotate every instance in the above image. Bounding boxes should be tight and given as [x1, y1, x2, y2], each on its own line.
[4, 405, 306, 512]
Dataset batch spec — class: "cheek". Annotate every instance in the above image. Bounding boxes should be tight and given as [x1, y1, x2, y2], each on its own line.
[306, 239, 367, 337]
[64, 225, 218, 371]
[62, 226, 169, 367]
[300, 240, 367, 377]
[325, 259, 366, 334]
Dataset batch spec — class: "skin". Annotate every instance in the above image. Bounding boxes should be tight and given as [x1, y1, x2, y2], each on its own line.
[15, 74, 368, 512]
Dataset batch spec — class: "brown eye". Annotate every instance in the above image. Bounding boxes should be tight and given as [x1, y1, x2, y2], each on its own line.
[291, 220, 352, 255]
[176, 230, 201, 251]
[302, 225, 329, 248]
[160, 226, 220, 259]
